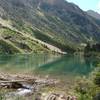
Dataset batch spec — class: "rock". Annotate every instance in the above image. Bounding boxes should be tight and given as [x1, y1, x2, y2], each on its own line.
[0, 82, 23, 89]
[41, 93, 77, 100]
[10, 82, 23, 89]
[0, 73, 61, 99]
[43, 93, 67, 100]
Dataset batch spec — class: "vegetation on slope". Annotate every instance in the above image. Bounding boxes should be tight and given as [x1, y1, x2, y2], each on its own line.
[75, 58, 100, 100]
[0, 0, 100, 54]
[0, 24, 51, 54]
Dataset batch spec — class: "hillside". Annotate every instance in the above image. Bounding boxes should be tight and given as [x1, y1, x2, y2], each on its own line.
[0, 0, 100, 54]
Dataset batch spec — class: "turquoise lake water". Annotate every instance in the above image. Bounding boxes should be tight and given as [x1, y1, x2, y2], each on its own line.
[0, 54, 99, 80]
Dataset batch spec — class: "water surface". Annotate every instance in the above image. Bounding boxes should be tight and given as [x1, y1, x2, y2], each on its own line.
[0, 54, 99, 80]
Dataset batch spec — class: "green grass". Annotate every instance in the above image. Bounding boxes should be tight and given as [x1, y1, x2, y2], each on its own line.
[0, 26, 52, 54]
[0, 39, 24, 54]
[75, 64, 100, 100]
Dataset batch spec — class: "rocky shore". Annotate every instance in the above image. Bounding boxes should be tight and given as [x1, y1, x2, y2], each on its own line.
[0, 73, 77, 100]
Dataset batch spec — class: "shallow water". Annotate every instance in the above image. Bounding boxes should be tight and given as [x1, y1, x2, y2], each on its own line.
[0, 54, 99, 79]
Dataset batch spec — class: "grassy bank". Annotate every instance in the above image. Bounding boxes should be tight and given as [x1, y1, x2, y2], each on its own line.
[75, 63, 100, 100]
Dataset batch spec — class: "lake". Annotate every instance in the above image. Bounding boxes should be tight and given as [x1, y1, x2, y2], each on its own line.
[0, 54, 99, 81]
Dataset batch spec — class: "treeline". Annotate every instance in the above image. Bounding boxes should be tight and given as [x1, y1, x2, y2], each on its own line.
[85, 43, 100, 52]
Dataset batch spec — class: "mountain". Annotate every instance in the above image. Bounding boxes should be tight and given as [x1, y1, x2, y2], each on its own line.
[0, 0, 100, 54]
[87, 10, 100, 20]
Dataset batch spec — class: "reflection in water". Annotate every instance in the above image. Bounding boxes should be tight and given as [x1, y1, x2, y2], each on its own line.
[0, 54, 99, 79]
[34, 55, 97, 77]
[0, 54, 60, 73]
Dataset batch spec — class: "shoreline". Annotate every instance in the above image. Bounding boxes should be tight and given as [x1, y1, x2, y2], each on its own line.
[0, 72, 77, 100]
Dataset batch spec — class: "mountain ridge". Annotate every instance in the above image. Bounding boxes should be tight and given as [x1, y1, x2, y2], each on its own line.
[87, 10, 100, 20]
[0, 0, 100, 54]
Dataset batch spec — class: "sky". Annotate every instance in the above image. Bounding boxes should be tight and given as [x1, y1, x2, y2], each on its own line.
[67, 0, 100, 13]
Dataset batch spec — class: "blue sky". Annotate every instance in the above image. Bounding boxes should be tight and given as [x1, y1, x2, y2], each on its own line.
[67, 0, 100, 13]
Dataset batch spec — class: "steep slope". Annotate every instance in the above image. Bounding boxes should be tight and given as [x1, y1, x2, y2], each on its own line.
[0, 18, 66, 54]
[0, 21, 48, 54]
[0, 0, 100, 54]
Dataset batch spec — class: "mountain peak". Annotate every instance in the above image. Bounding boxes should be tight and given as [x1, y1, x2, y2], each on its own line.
[39, 0, 67, 8]
[87, 10, 100, 20]
[42, 0, 65, 4]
